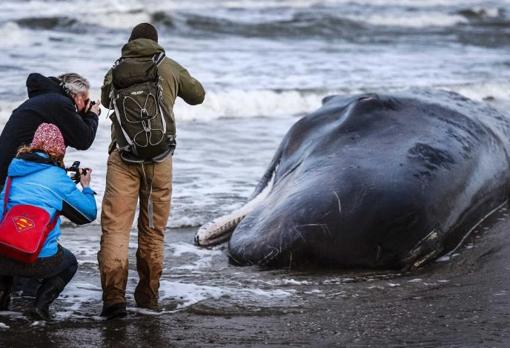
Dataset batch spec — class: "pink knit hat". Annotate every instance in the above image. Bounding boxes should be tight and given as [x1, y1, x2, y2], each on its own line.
[31, 123, 66, 157]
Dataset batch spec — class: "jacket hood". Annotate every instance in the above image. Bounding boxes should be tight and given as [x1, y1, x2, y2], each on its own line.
[121, 38, 165, 58]
[26, 73, 65, 98]
[7, 153, 58, 178]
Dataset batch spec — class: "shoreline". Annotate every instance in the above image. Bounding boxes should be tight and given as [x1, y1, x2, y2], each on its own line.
[1, 207, 510, 347]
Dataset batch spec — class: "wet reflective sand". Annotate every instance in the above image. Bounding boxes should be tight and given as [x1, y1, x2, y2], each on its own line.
[1, 205, 510, 347]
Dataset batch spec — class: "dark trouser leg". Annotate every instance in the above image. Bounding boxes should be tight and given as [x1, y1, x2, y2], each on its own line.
[49, 247, 79, 285]
[33, 248, 78, 320]
[13, 277, 42, 297]
[0, 276, 13, 310]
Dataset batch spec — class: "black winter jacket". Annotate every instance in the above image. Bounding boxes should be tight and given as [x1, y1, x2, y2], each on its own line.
[0, 73, 99, 186]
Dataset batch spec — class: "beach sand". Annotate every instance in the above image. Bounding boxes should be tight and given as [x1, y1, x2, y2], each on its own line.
[1, 204, 510, 347]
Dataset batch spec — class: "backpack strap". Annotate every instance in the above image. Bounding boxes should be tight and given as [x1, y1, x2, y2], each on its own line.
[111, 84, 135, 152]
[153, 52, 165, 66]
[2, 177, 12, 220]
[152, 52, 168, 135]
[48, 211, 60, 232]
[109, 56, 138, 152]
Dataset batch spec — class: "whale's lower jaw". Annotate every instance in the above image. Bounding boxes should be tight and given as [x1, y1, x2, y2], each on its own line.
[194, 212, 246, 247]
[195, 180, 274, 247]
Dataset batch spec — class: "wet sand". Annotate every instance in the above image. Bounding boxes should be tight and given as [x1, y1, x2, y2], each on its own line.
[1, 206, 510, 348]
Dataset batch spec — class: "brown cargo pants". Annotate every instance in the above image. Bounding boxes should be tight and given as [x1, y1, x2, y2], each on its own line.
[98, 150, 172, 308]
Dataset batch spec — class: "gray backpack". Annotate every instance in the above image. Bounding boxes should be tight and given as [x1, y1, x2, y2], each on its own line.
[110, 52, 176, 163]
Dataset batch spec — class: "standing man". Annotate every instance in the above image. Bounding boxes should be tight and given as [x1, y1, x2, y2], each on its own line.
[99, 23, 205, 319]
[0, 72, 100, 188]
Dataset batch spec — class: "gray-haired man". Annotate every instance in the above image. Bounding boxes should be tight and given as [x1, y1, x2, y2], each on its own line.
[0, 72, 100, 187]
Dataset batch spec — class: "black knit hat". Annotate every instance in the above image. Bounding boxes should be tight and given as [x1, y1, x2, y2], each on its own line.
[129, 23, 158, 42]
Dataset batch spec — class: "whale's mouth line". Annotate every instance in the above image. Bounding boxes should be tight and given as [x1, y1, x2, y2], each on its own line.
[446, 199, 508, 256]
[398, 199, 509, 270]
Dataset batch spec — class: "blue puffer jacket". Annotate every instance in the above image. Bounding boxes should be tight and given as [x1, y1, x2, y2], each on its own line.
[0, 153, 97, 258]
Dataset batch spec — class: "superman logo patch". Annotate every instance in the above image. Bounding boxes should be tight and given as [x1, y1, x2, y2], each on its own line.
[12, 216, 35, 233]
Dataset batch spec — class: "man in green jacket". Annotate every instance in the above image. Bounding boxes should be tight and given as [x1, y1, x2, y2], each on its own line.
[99, 23, 205, 319]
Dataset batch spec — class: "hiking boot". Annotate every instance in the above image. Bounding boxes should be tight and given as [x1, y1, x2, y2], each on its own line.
[0, 289, 10, 311]
[134, 288, 159, 311]
[100, 302, 127, 320]
[0, 276, 13, 311]
[135, 300, 160, 312]
[32, 277, 65, 321]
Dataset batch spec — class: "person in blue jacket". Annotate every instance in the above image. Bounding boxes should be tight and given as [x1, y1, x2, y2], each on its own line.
[0, 123, 97, 320]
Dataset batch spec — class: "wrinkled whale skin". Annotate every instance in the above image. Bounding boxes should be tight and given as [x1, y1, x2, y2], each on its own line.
[216, 90, 510, 269]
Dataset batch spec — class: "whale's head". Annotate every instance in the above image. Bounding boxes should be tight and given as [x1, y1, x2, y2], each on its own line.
[197, 91, 506, 269]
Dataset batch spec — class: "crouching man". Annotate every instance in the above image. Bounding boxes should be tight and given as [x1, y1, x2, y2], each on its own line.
[0, 72, 100, 190]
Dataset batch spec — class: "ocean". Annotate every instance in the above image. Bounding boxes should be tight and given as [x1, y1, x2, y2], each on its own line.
[1, 0, 509, 229]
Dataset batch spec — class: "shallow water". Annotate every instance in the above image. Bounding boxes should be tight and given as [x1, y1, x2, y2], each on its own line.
[1, 203, 510, 346]
[1, 0, 510, 230]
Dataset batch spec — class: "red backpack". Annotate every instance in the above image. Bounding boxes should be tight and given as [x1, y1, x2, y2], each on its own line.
[0, 177, 59, 263]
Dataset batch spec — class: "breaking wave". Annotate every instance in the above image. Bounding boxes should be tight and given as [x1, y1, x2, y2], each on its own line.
[176, 83, 510, 122]
[5, 5, 510, 40]
[174, 89, 325, 121]
[2, 83, 508, 127]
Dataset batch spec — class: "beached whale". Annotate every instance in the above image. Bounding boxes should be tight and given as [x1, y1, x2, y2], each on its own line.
[195, 89, 510, 269]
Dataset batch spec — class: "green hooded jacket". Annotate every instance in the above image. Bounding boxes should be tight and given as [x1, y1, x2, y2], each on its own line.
[101, 38, 205, 153]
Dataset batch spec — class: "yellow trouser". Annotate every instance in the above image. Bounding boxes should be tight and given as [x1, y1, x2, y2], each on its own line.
[98, 150, 172, 306]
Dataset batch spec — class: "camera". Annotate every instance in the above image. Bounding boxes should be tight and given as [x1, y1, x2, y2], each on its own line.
[65, 161, 88, 184]
[85, 100, 101, 116]
[85, 100, 96, 114]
